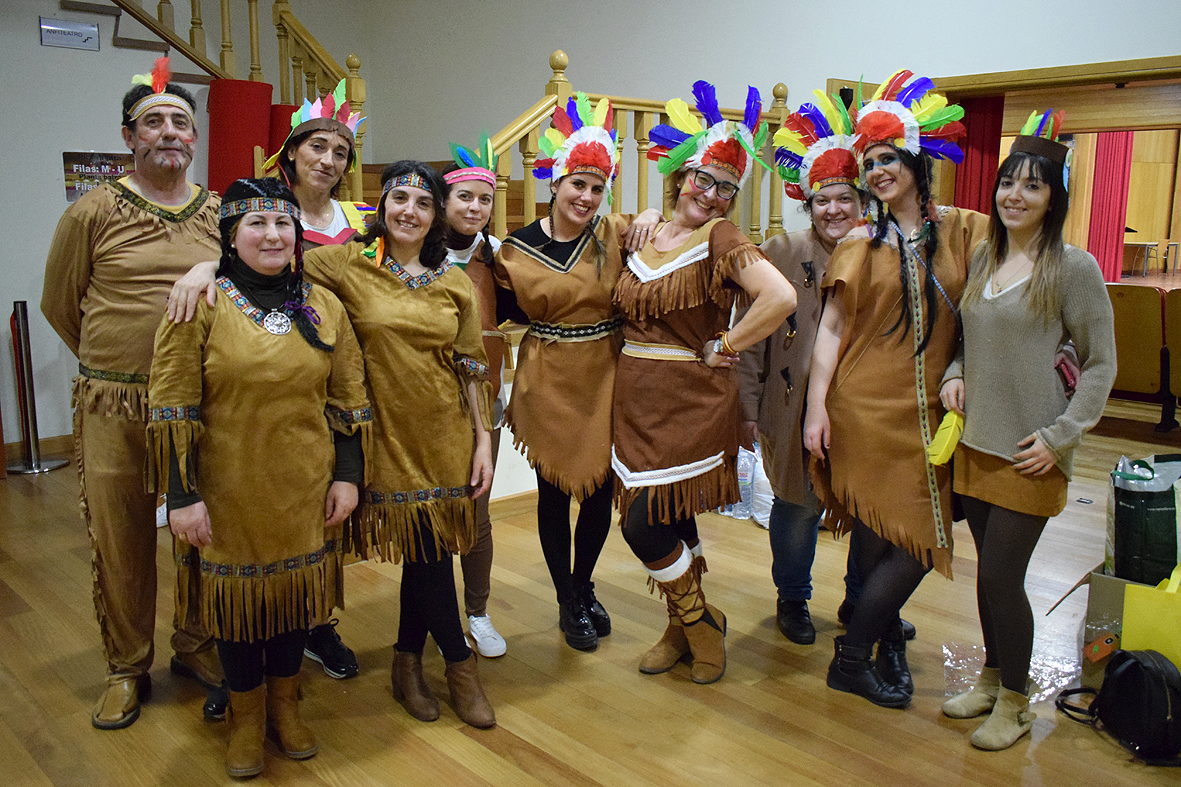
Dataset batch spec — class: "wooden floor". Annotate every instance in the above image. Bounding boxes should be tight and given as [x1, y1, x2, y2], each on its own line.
[2, 401, 1179, 786]
[1120, 268, 1181, 290]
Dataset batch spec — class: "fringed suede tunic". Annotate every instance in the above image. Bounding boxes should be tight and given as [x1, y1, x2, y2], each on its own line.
[305, 243, 493, 563]
[612, 218, 762, 524]
[146, 278, 372, 642]
[494, 214, 632, 501]
[811, 207, 989, 578]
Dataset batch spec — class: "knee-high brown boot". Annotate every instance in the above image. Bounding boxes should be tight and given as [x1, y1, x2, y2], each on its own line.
[647, 545, 726, 684]
[266, 675, 318, 759]
[226, 685, 266, 779]
[638, 596, 690, 674]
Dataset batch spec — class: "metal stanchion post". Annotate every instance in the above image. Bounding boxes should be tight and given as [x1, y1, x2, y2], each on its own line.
[7, 301, 68, 474]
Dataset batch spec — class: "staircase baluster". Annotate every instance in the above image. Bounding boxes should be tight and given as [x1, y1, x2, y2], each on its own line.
[345, 54, 366, 201]
[189, 0, 206, 54]
[520, 130, 539, 228]
[634, 111, 653, 214]
[494, 153, 511, 240]
[291, 45, 304, 104]
[766, 83, 788, 238]
[157, 1, 174, 30]
[247, 0, 263, 81]
[218, 0, 235, 77]
[611, 109, 625, 211]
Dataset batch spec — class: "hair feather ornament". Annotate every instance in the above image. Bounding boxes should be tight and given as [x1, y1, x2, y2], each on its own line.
[446, 131, 499, 187]
[264, 78, 366, 172]
[128, 57, 193, 122]
[533, 92, 620, 203]
[852, 69, 966, 163]
[1011, 108, 1069, 165]
[647, 80, 770, 189]
[774, 90, 861, 201]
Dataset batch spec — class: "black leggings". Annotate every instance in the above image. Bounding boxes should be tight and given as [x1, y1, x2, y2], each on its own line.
[620, 488, 700, 565]
[217, 629, 308, 693]
[396, 520, 471, 663]
[960, 495, 1049, 693]
[844, 521, 930, 648]
[536, 472, 613, 598]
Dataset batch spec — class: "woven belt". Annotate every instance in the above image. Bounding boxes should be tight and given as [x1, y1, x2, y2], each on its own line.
[79, 363, 148, 384]
[621, 340, 699, 362]
[529, 316, 623, 343]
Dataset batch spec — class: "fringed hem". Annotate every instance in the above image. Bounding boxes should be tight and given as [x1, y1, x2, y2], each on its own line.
[144, 418, 203, 495]
[615, 459, 738, 526]
[711, 244, 759, 310]
[506, 426, 609, 502]
[809, 457, 953, 580]
[349, 496, 477, 563]
[616, 254, 718, 322]
[201, 561, 334, 643]
[72, 375, 149, 421]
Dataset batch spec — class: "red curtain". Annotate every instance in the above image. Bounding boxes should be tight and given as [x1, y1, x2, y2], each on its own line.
[1088, 130, 1134, 282]
[952, 95, 1005, 214]
[206, 79, 273, 195]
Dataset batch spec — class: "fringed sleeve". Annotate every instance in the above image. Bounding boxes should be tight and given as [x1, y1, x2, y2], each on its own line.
[145, 301, 212, 494]
[708, 219, 764, 311]
[325, 305, 374, 485]
[453, 271, 494, 432]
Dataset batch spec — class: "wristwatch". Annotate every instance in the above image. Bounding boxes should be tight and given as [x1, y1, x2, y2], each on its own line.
[712, 338, 724, 355]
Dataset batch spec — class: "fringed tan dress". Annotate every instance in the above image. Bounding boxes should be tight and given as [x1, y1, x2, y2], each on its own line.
[612, 218, 762, 524]
[811, 207, 989, 578]
[305, 243, 493, 563]
[146, 278, 372, 642]
[494, 214, 632, 501]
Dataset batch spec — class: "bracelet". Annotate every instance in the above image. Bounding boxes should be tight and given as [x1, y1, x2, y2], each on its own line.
[715, 331, 737, 356]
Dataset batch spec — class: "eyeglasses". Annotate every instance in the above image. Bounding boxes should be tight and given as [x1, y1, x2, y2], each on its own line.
[690, 169, 739, 200]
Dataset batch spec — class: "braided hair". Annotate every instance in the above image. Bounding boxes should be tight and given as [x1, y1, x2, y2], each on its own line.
[441, 162, 496, 267]
[868, 149, 941, 356]
[542, 176, 607, 276]
[356, 160, 448, 268]
[218, 178, 332, 352]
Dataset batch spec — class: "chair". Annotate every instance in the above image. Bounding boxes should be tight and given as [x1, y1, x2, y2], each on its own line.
[1107, 283, 1164, 394]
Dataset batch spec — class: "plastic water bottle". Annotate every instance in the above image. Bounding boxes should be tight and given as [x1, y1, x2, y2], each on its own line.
[732, 448, 755, 519]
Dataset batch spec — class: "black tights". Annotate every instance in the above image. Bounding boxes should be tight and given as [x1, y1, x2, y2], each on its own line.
[396, 520, 471, 663]
[620, 488, 699, 565]
[960, 495, 1048, 693]
[536, 473, 613, 599]
[216, 629, 308, 693]
[844, 521, 931, 648]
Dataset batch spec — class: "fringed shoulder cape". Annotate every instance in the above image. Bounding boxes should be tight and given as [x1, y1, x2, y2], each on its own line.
[810, 207, 989, 579]
[612, 218, 763, 525]
[493, 214, 632, 501]
[146, 279, 372, 642]
[306, 243, 493, 563]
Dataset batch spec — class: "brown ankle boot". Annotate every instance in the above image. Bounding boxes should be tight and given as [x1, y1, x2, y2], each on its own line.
[266, 675, 318, 759]
[639, 600, 691, 674]
[444, 652, 496, 729]
[392, 651, 439, 721]
[656, 565, 726, 684]
[226, 685, 266, 778]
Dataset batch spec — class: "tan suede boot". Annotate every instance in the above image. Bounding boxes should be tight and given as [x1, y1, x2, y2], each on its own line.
[226, 685, 266, 779]
[392, 651, 439, 721]
[444, 652, 496, 729]
[638, 614, 691, 674]
[942, 666, 1001, 719]
[657, 566, 726, 684]
[970, 686, 1035, 750]
[266, 675, 318, 759]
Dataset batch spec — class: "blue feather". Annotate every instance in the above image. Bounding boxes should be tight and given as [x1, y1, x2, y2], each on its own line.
[798, 104, 833, 139]
[649, 125, 691, 149]
[533, 166, 553, 180]
[775, 148, 803, 170]
[896, 77, 934, 108]
[921, 139, 964, 164]
[1034, 109, 1052, 137]
[566, 97, 583, 131]
[692, 80, 723, 125]
[744, 86, 762, 132]
[458, 149, 477, 167]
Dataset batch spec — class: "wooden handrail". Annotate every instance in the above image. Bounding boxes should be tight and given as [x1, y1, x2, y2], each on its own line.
[110, 0, 226, 78]
[272, 0, 346, 104]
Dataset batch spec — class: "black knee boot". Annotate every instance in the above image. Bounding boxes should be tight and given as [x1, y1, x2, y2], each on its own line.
[875, 620, 913, 695]
[826, 635, 911, 708]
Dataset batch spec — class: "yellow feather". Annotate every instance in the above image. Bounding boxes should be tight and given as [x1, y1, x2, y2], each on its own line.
[871, 70, 906, 102]
[772, 127, 807, 155]
[593, 98, 610, 129]
[666, 98, 701, 135]
[812, 90, 845, 134]
[1018, 110, 1040, 136]
[926, 411, 963, 466]
[544, 127, 566, 149]
[911, 93, 947, 124]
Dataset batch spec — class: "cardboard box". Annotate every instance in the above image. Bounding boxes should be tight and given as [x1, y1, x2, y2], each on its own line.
[1049, 565, 1149, 687]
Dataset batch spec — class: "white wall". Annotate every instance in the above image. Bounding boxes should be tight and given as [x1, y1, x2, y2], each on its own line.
[3, 0, 1179, 479]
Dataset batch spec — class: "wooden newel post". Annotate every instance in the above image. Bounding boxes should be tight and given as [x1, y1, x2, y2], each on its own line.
[545, 50, 573, 106]
[766, 82, 789, 238]
[345, 54, 366, 201]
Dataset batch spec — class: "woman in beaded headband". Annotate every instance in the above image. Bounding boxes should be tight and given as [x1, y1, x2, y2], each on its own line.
[939, 111, 1114, 750]
[149, 176, 371, 777]
[803, 69, 991, 709]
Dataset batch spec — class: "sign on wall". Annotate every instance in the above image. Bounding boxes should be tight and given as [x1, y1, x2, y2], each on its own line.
[40, 17, 100, 51]
[63, 152, 135, 203]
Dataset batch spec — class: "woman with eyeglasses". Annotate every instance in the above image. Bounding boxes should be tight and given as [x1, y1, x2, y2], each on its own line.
[804, 71, 988, 708]
[612, 82, 795, 684]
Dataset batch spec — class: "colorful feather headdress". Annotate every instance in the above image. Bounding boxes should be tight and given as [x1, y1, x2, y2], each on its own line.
[852, 70, 966, 163]
[1010, 109, 1068, 164]
[128, 57, 193, 122]
[534, 92, 620, 201]
[264, 78, 366, 172]
[647, 80, 770, 188]
[774, 89, 861, 201]
[446, 132, 498, 187]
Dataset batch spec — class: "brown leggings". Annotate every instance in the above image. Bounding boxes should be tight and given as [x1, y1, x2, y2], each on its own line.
[460, 429, 499, 617]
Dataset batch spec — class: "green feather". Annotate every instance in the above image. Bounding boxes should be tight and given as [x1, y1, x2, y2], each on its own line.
[538, 136, 555, 157]
[832, 92, 854, 135]
[856, 77, 864, 109]
[738, 125, 771, 174]
[331, 78, 347, 108]
[480, 131, 495, 169]
[575, 92, 594, 127]
[658, 135, 701, 176]
[918, 105, 964, 129]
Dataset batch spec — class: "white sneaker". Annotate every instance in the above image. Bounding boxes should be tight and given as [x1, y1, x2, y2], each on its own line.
[467, 614, 507, 658]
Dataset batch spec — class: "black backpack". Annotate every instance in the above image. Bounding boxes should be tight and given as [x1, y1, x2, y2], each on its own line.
[1057, 649, 1181, 765]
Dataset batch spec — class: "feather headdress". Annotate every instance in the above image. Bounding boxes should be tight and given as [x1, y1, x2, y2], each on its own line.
[534, 92, 620, 202]
[774, 89, 861, 201]
[851, 69, 966, 163]
[1010, 109, 1069, 164]
[127, 57, 193, 122]
[446, 132, 498, 187]
[264, 78, 366, 172]
[647, 80, 770, 189]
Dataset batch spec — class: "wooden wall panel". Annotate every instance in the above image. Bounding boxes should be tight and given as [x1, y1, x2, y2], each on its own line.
[1125, 129, 1178, 244]
[1001, 83, 1181, 134]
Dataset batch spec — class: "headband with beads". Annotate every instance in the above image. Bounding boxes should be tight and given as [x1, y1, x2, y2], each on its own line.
[219, 197, 301, 222]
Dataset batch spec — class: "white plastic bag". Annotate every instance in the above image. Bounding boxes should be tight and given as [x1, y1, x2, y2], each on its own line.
[750, 443, 772, 529]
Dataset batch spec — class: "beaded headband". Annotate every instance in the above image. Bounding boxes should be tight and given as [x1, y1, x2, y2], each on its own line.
[534, 93, 620, 203]
[218, 197, 301, 222]
[444, 167, 496, 187]
[382, 172, 430, 195]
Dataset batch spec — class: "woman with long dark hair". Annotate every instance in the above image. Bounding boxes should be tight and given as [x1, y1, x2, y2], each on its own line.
[804, 70, 989, 708]
[939, 112, 1115, 749]
[148, 178, 371, 777]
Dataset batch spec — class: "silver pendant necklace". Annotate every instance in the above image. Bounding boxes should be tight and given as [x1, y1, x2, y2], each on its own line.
[262, 310, 292, 335]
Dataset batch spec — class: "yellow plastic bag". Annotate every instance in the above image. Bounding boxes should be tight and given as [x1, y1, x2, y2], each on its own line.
[1122, 563, 1181, 668]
